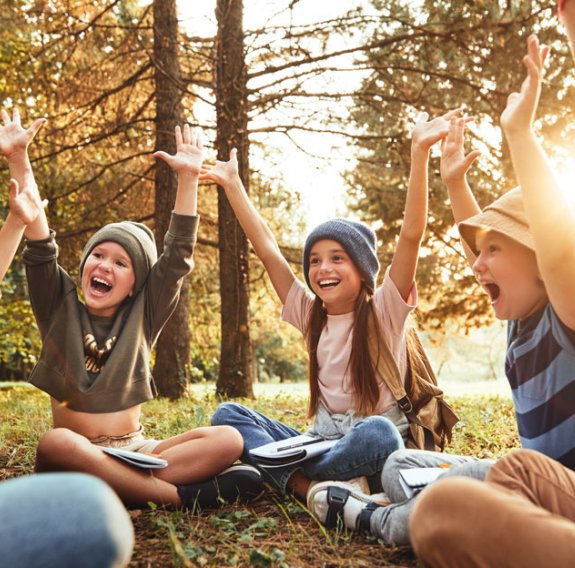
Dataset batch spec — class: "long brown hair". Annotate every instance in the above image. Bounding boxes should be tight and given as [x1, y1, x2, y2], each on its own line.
[305, 280, 382, 418]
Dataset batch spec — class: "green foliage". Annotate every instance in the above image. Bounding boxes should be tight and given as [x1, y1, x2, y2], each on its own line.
[254, 332, 307, 383]
[0, 265, 41, 379]
[449, 394, 519, 458]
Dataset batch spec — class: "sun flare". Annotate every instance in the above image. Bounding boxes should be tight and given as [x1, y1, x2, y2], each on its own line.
[555, 163, 575, 207]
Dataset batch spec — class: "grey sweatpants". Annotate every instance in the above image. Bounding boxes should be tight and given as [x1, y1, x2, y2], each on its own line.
[370, 449, 494, 546]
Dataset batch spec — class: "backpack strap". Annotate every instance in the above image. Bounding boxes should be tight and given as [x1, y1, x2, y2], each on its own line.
[366, 312, 407, 401]
[367, 312, 442, 451]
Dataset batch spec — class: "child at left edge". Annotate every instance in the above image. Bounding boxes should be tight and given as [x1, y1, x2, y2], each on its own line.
[0, 108, 263, 510]
[0, 169, 134, 568]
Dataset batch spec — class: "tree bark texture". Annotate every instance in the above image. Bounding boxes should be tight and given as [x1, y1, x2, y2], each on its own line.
[152, 0, 190, 399]
[215, 0, 254, 398]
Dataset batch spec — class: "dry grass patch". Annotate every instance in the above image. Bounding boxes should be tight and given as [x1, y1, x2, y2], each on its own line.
[0, 383, 519, 567]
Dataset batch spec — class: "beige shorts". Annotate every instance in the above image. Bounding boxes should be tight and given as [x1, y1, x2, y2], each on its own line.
[90, 425, 161, 454]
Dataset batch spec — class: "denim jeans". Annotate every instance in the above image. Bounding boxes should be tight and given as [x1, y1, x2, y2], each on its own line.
[0, 473, 134, 568]
[211, 402, 405, 494]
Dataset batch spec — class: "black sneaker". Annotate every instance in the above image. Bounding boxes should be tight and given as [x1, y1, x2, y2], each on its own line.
[177, 464, 264, 510]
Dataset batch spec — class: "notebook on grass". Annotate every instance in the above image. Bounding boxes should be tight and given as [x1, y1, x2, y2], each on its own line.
[398, 467, 446, 498]
[250, 435, 338, 468]
[101, 446, 168, 469]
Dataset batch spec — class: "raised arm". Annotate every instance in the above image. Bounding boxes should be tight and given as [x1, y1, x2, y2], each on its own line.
[390, 109, 463, 300]
[154, 124, 202, 216]
[1, 178, 47, 284]
[500, 35, 575, 328]
[0, 109, 49, 240]
[199, 149, 295, 304]
[0, 181, 26, 283]
[440, 117, 482, 266]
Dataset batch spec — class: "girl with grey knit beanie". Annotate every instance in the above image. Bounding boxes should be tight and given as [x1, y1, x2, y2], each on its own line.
[205, 109, 461, 533]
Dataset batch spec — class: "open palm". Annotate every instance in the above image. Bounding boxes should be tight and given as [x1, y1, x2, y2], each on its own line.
[154, 124, 203, 175]
[412, 109, 464, 151]
[500, 36, 549, 134]
[0, 109, 46, 157]
[199, 149, 239, 187]
[440, 118, 481, 185]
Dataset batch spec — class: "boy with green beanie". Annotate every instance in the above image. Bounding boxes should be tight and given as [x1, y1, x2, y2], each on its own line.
[0, 110, 263, 510]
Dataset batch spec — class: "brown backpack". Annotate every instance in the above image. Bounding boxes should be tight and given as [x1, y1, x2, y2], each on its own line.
[368, 314, 459, 451]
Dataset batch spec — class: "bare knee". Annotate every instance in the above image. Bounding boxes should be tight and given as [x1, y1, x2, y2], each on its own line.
[36, 428, 90, 471]
[210, 425, 244, 459]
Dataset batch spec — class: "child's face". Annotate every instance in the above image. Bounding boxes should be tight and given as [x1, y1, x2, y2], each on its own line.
[473, 230, 548, 321]
[81, 241, 136, 318]
[308, 239, 363, 314]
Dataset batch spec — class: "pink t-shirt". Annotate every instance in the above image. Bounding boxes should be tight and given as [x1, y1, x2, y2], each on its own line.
[281, 267, 417, 415]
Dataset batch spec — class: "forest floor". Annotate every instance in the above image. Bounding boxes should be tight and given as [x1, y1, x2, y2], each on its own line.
[0, 383, 519, 567]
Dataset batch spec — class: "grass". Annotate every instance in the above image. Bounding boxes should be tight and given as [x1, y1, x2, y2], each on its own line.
[0, 383, 520, 567]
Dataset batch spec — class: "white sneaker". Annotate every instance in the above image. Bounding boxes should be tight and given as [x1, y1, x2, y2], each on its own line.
[345, 475, 371, 494]
[306, 480, 389, 530]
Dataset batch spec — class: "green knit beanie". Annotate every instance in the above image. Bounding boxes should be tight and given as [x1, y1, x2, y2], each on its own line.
[79, 221, 157, 294]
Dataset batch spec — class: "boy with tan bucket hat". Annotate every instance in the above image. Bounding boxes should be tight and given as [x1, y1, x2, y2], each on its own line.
[409, 29, 575, 567]
[344, 33, 575, 562]
[458, 187, 535, 255]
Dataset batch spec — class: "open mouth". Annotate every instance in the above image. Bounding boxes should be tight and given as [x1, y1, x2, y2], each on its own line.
[90, 277, 113, 295]
[318, 279, 340, 290]
[485, 283, 500, 303]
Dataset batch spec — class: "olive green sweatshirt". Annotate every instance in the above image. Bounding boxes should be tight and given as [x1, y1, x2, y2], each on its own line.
[22, 213, 198, 413]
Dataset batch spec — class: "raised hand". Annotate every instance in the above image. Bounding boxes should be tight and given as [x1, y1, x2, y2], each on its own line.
[500, 35, 549, 135]
[154, 124, 203, 175]
[440, 117, 481, 187]
[0, 108, 46, 158]
[199, 148, 240, 187]
[411, 108, 469, 153]
[8, 178, 47, 226]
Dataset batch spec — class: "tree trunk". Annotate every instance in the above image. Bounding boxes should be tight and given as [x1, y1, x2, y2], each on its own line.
[214, 0, 254, 398]
[152, 0, 190, 398]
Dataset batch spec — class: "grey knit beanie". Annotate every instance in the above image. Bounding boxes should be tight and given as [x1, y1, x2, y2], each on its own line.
[303, 218, 380, 292]
[80, 221, 157, 294]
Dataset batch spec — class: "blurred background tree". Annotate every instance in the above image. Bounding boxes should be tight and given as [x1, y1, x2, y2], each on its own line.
[1, 0, 573, 393]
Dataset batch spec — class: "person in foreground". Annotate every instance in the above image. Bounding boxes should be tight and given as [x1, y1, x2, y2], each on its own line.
[0, 473, 134, 568]
[0, 108, 263, 511]
[203, 110, 460, 528]
[0, 157, 133, 566]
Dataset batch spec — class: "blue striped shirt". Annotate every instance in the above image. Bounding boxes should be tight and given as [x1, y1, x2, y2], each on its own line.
[506, 304, 575, 470]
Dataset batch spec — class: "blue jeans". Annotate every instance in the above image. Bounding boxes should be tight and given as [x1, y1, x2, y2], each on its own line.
[0, 473, 134, 568]
[211, 402, 404, 494]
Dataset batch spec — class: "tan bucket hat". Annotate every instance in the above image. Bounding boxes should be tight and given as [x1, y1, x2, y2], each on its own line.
[458, 187, 535, 255]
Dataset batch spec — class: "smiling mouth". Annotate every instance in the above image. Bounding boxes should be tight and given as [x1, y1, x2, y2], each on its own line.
[485, 283, 500, 303]
[318, 279, 340, 290]
[90, 277, 113, 294]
